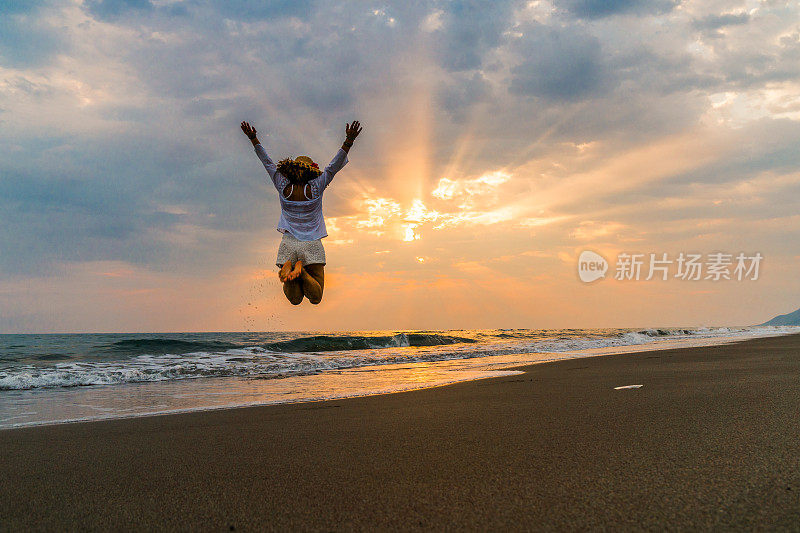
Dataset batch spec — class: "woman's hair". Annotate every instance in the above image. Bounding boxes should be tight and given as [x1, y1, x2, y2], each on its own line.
[277, 157, 322, 185]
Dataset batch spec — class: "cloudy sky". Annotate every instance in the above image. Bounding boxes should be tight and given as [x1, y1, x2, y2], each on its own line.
[1, 0, 799, 333]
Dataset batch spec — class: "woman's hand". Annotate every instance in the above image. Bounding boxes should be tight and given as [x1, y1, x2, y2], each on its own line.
[241, 121, 260, 145]
[345, 120, 362, 142]
[241, 121, 257, 138]
[342, 121, 362, 153]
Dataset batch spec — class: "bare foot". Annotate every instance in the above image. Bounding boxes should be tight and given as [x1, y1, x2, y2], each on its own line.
[278, 260, 292, 282]
[287, 260, 303, 280]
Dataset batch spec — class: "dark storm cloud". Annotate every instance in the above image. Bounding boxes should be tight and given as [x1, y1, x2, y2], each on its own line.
[198, 0, 316, 20]
[605, 46, 721, 96]
[0, 132, 271, 275]
[559, 0, 680, 20]
[83, 0, 155, 21]
[692, 12, 750, 32]
[508, 25, 608, 102]
[83, 0, 319, 23]
[431, 0, 521, 72]
[0, 166, 153, 273]
[84, 0, 374, 112]
[437, 71, 491, 119]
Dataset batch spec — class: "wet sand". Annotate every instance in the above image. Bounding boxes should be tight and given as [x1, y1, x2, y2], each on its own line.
[2, 333, 800, 530]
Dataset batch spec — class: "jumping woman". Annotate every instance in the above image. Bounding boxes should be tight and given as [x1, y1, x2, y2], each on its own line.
[240, 120, 362, 305]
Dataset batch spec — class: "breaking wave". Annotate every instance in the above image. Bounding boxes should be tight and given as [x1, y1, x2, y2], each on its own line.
[1, 326, 796, 390]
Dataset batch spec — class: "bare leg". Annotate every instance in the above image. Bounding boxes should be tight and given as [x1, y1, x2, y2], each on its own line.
[300, 264, 325, 304]
[282, 278, 303, 305]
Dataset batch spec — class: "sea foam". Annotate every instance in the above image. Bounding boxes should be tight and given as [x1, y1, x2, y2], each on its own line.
[1, 326, 796, 391]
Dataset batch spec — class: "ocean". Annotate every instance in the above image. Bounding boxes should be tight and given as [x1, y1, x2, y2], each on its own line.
[1, 326, 796, 428]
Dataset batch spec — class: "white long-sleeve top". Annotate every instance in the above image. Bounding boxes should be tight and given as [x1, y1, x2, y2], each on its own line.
[254, 143, 348, 241]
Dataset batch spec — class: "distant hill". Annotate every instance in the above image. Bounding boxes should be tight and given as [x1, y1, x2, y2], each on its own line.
[759, 308, 800, 326]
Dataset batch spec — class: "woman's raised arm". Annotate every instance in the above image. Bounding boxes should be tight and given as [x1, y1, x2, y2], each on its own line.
[242, 121, 278, 184]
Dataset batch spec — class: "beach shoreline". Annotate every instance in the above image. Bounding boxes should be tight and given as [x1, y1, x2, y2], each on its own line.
[2, 329, 793, 430]
[3, 333, 800, 530]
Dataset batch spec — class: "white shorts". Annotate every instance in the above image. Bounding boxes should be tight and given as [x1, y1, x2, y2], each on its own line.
[275, 231, 326, 267]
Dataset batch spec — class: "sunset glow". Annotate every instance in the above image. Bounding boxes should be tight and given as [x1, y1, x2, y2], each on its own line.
[1, 0, 799, 332]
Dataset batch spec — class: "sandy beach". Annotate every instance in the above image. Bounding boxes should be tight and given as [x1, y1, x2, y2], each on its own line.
[3, 333, 800, 530]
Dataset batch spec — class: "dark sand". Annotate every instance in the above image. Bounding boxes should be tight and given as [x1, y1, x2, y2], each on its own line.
[3, 334, 800, 531]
